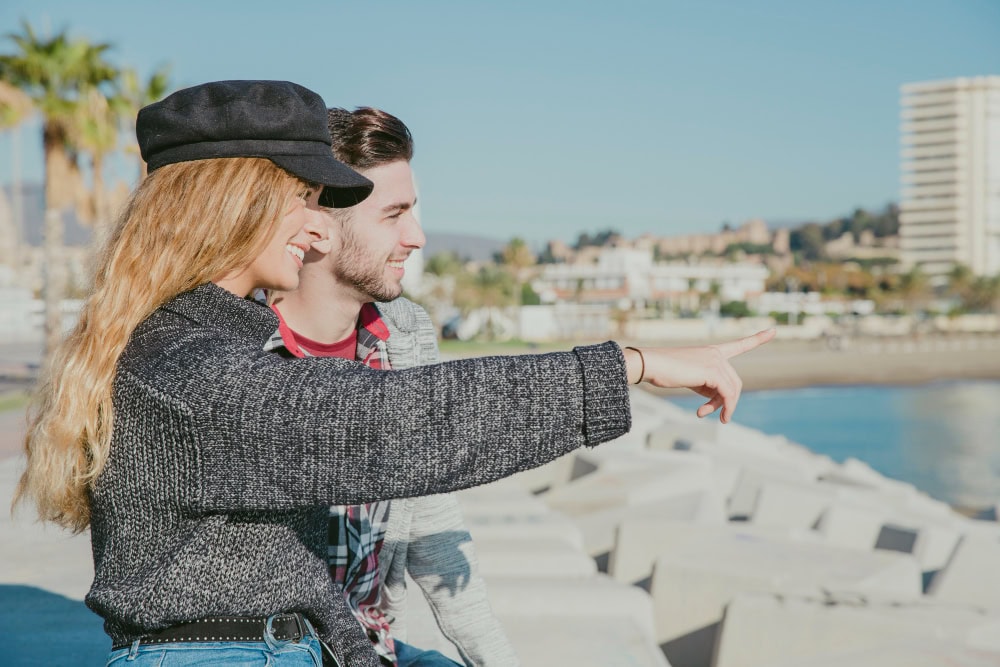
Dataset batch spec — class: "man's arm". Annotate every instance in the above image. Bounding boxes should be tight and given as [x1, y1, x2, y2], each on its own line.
[378, 298, 518, 664]
[404, 493, 520, 667]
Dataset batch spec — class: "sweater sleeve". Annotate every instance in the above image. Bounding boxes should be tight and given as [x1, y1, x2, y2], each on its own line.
[406, 493, 520, 667]
[138, 334, 631, 512]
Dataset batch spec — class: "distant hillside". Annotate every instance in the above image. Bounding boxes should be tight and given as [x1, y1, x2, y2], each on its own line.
[423, 231, 508, 262]
[1, 185, 509, 258]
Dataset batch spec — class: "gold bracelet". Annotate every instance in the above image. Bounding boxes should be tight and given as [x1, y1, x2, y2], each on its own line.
[624, 346, 645, 384]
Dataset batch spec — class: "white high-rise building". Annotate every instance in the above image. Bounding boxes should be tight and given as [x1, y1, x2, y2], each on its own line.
[899, 76, 1000, 277]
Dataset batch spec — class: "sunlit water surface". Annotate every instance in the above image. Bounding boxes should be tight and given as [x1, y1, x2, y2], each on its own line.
[668, 380, 1000, 507]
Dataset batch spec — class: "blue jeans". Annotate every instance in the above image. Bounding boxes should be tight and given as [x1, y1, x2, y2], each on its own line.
[394, 641, 463, 667]
[105, 616, 324, 666]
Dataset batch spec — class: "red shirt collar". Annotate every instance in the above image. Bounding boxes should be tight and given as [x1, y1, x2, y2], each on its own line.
[271, 302, 389, 359]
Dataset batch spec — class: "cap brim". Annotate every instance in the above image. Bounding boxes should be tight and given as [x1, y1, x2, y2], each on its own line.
[270, 154, 373, 208]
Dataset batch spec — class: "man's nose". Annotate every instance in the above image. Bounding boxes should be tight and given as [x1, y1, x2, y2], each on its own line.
[402, 214, 426, 249]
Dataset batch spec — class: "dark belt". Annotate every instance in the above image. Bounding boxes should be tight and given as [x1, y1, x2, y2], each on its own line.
[112, 613, 310, 651]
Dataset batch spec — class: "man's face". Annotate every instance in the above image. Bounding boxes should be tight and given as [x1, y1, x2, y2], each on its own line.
[326, 160, 424, 302]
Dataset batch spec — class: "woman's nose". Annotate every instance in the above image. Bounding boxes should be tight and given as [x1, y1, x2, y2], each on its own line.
[302, 211, 329, 243]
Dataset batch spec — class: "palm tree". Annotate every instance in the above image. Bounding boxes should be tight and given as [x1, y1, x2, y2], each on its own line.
[946, 264, 975, 312]
[118, 65, 171, 180]
[0, 80, 33, 263]
[965, 275, 1000, 314]
[0, 79, 32, 126]
[897, 265, 932, 314]
[498, 236, 538, 307]
[498, 237, 536, 277]
[0, 21, 117, 355]
[73, 86, 119, 240]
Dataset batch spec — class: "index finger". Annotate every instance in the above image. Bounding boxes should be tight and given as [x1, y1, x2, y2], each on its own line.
[714, 328, 776, 359]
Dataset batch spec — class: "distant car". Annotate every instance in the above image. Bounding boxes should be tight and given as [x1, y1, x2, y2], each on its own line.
[441, 315, 463, 340]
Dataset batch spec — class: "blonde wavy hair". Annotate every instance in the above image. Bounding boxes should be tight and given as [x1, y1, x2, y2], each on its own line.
[15, 157, 308, 532]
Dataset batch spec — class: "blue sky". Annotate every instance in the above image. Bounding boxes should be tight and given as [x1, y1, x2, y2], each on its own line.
[1, 0, 998, 243]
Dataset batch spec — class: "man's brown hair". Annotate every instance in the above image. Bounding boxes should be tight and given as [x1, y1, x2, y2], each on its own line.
[327, 107, 413, 170]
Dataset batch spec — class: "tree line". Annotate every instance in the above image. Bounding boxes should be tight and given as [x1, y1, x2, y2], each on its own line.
[0, 20, 171, 354]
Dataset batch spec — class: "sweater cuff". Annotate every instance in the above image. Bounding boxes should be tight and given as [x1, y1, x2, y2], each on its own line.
[573, 341, 632, 446]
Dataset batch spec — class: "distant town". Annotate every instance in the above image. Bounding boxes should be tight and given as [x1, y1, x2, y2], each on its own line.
[0, 182, 998, 346]
[406, 201, 997, 343]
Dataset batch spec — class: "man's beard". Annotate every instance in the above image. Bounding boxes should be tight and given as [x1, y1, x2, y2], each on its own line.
[333, 228, 402, 303]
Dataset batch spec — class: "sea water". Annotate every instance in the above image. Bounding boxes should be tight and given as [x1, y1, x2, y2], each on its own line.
[667, 380, 1000, 508]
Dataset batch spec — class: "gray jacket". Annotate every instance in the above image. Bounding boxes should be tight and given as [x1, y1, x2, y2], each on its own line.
[87, 283, 630, 667]
[377, 298, 519, 666]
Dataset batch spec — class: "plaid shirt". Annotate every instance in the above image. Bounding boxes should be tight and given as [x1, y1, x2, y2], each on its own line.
[263, 301, 398, 665]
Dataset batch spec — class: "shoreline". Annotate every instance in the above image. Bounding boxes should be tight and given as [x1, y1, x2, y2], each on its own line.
[650, 337, 1000, 396]
[442, 334, 1000, 393]
[720, 335, 1000, 392]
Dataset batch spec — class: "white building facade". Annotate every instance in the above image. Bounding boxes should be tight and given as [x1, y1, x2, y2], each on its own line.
[534, 247, 768, 309]
[899, 76, 1000, 277]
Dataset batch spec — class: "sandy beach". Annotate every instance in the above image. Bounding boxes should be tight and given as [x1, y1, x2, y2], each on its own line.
[442, 334, 1000, 395]
[665, 334, 1000, 394]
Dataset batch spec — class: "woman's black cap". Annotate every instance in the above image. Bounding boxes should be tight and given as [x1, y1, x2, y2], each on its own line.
[137, 80, 372, 207]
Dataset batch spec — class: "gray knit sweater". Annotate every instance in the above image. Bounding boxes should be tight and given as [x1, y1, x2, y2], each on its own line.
[85, 283, 630, 666]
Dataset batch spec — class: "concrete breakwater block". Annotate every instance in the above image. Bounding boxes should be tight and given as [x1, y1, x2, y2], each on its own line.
[497, 615, 673, 667]
[750, 478, 965, 572]
[455, 487, 552, 521]
[750, 478, 887, 532]
[470, 537, 597, 578]
[671, 436, 830, 521]
[569, 446, 713, 473]
[541, 457, 726, 556]
[927, 535, 1000, 609]
[973, 505, 999, 522]
[725, 465, 818, 520]
[713, 592, 1000, 667]
[505, 452, 581, 493]
[465, 511, 585, 550]
[872, 513, 963, 573]
[814, 500, 889, 551]
[607, 519, 821, 587]
[402, 573, 671, 666]
[771, 639, 1000, 667]
[820, 457, 920, 500]
[631, 386, 686, 417]
[647, 419, 720, 452]
[641, 521, 921, 667]
[957, 514, 1000, 541]
[574, 490, 726, 562]
[484, 574, 659, 636]
[543, 452, 719, 518]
